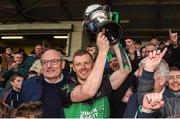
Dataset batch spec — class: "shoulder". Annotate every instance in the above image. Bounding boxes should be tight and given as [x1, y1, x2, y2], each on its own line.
[23, 76, 43, 86]
[163, 87, 176, 98]
[61, 76, 78, 89]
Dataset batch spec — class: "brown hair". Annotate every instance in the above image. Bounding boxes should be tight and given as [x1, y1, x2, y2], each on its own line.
[169, 66, 180, 71]
[11, 101, 42, 118]
[9, 72, 24, 82]
[73, 49, 94, 62]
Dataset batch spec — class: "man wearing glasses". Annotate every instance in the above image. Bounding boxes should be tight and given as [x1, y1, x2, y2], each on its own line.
[9, 33, 130, 118]
[12, 49, 67, 118]
[10, 32, 131, 118]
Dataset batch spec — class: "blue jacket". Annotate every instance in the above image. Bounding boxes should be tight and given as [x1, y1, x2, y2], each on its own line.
[19, 76, 43, 103]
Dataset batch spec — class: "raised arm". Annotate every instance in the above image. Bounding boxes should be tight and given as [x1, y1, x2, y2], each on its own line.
[70, 32, 110, 102]
[109, 44, 132, 90]
[137, 48, 167, 107]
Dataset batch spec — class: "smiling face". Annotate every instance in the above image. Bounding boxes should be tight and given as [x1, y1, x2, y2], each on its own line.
[5, 47, 12, 55]
[109, 57, 119, 72]
[41, 49, 64, 82]
[14, 53, 23, 65]
[73, 54, 94, 82]
[167, 70, 180, 92]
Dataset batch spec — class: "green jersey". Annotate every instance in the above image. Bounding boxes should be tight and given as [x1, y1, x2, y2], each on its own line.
[61, 77, 112, 118]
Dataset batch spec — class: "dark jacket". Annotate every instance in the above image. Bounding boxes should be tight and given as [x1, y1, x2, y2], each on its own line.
[137, 70, 178, 118]
[10, 75, 68, 118]
[110, 73, 138, 118]
[124, 88, 175, 118]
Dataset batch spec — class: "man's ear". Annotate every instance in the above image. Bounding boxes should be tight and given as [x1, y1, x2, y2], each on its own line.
[10, 81, 14, 86]
[160, 77, 166, 86]
[72, 64, 76, 73]
[61, 60, 65, 70]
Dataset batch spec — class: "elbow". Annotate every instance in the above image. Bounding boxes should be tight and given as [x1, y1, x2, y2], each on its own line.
[88, 90, 96, 98]
[123, 68, 132, 74]
[82, 87, 96, 98]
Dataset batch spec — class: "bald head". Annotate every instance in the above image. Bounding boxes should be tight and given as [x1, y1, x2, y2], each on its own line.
[40, 49, 65, 83]
[41, 49, 63, 61]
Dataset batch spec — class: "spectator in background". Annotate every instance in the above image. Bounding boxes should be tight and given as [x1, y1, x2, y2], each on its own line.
[2, 72, 24, 109]
[167, 66, 180, 96]
[1, 47, 14, 71]
[23, 44, 44, 77]
[27, 70, 38, 79]
[159, 41, 166, 51]
[136, 48, 180, 118]
[123, 55, 175, 118]
[0, 64, 4, 99]
[29, 59, 41, 76]
[145, 43, 157, 57]
[0, 102, 11, 118]
[86, 46, 97, 60]
[8, 53, 24, 70]
[11, 101, 42, 118]
[165, 29, 180, 67]
[1, 53, 25, 87]
[151, 37, 159, 48]
[109, 55, 139, 118]
[140, 46, 146, 59]
[17, 48, 28, 62]
[125, 38, 140, 72]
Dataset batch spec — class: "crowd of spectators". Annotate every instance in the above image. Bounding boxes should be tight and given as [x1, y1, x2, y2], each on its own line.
[0, 29, 179, 118]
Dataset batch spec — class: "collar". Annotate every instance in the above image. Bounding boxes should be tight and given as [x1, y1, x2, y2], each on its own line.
[44, 74, 64, 84]
[160, 87, 165, 94]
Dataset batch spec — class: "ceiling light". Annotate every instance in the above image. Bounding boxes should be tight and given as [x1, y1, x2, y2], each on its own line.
[120, 20, 130, 23]
[1, 36, 24, 39]
[53, 36, 68, 39]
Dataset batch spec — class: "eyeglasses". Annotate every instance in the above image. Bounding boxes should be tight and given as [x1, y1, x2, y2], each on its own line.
[169, 75, 180, 81]
[41, 59, 62, 66]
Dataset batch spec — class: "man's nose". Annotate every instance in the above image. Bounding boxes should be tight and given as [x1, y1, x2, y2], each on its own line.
[46, 61, 52, 67]
[80, 64, 86, 69]
[174, 77, 178, 82]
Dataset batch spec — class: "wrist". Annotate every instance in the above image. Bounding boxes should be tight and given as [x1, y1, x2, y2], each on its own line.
[142, 106, 154, 113]
[98, 51, 108, 57]
[144, 67, 155, 72]
[139, 105, 153, 113]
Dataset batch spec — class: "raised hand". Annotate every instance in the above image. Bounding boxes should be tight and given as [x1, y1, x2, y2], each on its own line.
[142, 93, 164, 112]
[169, 28, 178, 45]
[144, 48, 167, 72]
[96, 32, 110, 54]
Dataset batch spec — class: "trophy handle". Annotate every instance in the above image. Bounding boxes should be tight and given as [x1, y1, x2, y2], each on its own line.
[110, 12, 120, 24]
[108, 12, 132, 70]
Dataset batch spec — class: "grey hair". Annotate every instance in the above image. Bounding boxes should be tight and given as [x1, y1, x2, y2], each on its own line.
[154, 59, 169, 80]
